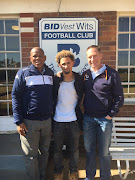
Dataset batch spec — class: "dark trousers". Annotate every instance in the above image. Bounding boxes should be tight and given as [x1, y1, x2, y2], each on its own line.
[20, 118, 52, 180]
[53, 120, 80, 174]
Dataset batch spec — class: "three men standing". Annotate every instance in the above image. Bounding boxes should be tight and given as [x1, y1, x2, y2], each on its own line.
[12, 45, 124, 180]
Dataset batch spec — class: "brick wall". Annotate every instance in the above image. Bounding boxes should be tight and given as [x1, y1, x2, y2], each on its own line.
[20, 13, 36, 67]
[20, 11, 135, 117]
[20, 11, 117, 68]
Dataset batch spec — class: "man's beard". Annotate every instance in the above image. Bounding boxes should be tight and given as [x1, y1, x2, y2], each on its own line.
[64, 71, 70, 74]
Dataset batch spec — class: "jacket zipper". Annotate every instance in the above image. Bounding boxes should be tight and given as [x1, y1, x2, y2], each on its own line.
[42, 72, 45, 84]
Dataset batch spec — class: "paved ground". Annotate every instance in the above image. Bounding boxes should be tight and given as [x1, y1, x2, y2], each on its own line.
[0, 133, 135, 180]
[46, 155, 135, 180]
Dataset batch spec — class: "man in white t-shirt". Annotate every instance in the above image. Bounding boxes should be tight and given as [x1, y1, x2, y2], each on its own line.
[53, 50, 84, 180]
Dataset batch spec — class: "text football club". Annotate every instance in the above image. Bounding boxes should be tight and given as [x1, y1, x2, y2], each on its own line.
[39, 18, 98, 74]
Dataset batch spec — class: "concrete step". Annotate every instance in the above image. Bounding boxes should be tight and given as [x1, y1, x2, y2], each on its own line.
[0, 133, 23, 155]
[0, 155, 25, 180]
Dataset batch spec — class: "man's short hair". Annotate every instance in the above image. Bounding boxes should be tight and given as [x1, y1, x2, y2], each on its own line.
[55, 50, 75, 64]
[30, 47, 45, 56]
[86, 45, 101, 53]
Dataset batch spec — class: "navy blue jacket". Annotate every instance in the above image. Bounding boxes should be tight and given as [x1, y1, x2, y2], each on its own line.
[82, 65, 124, 118]
[12, 64, 54, 124]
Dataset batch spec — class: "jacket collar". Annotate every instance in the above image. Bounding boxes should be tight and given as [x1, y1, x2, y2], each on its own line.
[29, 63, 46, 73]
[56, 71, 79, 82]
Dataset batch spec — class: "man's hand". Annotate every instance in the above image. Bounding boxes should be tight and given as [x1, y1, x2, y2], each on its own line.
[17, 123, 28, 136]
[56, 71, 62, 77]
[105, 115, 112, 120]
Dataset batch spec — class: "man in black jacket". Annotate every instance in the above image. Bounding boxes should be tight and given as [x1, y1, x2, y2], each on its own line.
[53, 50, 83, 180]
[83, 45, 124, 180]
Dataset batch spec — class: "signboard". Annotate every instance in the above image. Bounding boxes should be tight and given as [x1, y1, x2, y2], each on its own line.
[39, 18, 98, 74]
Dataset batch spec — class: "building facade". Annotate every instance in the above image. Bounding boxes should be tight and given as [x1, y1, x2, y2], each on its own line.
[0, 0, 135, 131]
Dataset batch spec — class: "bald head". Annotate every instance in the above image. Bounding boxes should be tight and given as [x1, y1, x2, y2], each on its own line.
[30, 47, 45, 56]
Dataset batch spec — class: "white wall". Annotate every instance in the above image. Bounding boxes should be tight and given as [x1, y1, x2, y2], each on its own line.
[0, 0, 135, 14]
[0, 117, 17, 133]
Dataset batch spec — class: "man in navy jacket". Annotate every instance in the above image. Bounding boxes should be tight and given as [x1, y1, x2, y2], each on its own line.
[12, 47, 54, 180]
[82, 45, 124, 180]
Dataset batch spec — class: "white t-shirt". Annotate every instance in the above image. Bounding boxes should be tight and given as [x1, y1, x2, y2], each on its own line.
[54, 80, 78, 122]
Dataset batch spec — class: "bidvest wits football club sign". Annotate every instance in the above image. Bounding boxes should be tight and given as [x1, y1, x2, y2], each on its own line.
[39, 18, 98, 74]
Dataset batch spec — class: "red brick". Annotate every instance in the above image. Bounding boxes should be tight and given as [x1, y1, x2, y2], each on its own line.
[21, 42, 28, 48]
[102, 60, 116, 66]
[22, 62, 29, 67]
[117, 111, 128, 116]
[99, 21, 104, 26]
[78, 12, 90, 17]
[22, 52, 28, 57]
[104, 20, 116, 25]
[34, 22, 39, 28]
[65, 12, 79, 17]
[21, 37, 34, 42]
[127, 112, 135, 116]
[33, 13, 43, 18]
[58, 12, 66, 17]
[100, 16, 111, 21]
[98, 42, 103, 47]
[102, 31, 116, 37]
[34, 27, 39, 33]
[34, 37, 39, 43]
[34, 18, 41, 23]
[21, 33, 34, 38]
[38, 12, 59, 18]
[124, 105, 135, 111]
[99, 31, 103, 36]
[109, 60, 116, 65]
[78, 12, 103, 17]
[99, 26, 107, 31]
[103, 41, 116, 46]
[20, 13, 34, 17]
[102, 56, 110, 60]
[99, 36, 112, 41]
[103, 11, 117, 16]
[100, 46, 116, 52]
[103, 51, 116, 56]
[34, 32, 39, 38]
[104, 26, 116, 31]
[22, 47, 31, 52]
[20, 22, 34, 28]
[110, 56, 116, 60]
[22, 57, 30, 63]
[111, 16, 117, 21]
[28, 42, 39, 47]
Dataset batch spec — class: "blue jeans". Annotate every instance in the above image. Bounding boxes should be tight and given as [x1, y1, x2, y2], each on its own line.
[83, 114, 112, 180]
[53, 120, 80, 174]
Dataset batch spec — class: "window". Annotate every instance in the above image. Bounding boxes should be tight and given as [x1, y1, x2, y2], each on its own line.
[0, 19, 21, 116]
[117, 15, 135, 98]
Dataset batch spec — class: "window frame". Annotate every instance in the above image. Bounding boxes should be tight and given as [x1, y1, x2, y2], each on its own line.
[117, 12, 135, 102]
[0, 16, 22, 116]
